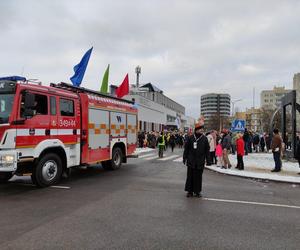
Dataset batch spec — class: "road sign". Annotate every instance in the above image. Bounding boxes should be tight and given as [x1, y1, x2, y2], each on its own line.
[231, 119, 245, 132]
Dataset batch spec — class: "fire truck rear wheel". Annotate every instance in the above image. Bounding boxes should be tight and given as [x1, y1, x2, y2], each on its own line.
[111, 147, 123, 170]
[33, 153, 63, 187]
[0, 172, 13, 184]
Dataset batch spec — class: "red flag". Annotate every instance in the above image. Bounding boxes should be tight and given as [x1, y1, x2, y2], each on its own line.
[116, 74, 129, 98]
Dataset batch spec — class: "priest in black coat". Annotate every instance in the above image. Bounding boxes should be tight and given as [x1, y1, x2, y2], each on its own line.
[183, 122, 209, 197]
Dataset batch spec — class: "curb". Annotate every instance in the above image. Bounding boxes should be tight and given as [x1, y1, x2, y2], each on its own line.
[205, 166, 300, 185]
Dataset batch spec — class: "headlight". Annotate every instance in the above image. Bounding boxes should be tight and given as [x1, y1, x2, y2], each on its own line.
[1, 155, 14, 164]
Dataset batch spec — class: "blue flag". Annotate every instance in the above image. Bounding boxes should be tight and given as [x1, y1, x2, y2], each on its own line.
[70, 47, 93, 86]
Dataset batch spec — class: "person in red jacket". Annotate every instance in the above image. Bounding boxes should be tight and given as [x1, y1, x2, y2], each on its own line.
[236, 133, 245, 170]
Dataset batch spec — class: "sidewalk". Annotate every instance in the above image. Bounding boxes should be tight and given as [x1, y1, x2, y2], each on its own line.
[206, 153, 300, 184]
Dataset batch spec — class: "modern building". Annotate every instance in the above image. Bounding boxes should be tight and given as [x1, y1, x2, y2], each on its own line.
[245, 108, 262, 132]
[293, 73, 300, 91]
[260, 86, 291, 110]
[111, 83, 191, 132]
[200, 93, 231, 130]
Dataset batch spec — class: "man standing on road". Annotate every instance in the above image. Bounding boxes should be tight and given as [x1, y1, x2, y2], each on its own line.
[271, 128, 283, 172]
[183, 122, 209, 198]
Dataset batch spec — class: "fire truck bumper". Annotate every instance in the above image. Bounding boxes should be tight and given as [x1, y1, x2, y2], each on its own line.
[0, 150, 18, 172]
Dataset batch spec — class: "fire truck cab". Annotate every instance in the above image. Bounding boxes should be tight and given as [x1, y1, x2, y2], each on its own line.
[0, 77, 137, 187]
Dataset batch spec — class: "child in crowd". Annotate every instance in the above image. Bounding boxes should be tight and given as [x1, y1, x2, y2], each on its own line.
[215, 139, 223, 168]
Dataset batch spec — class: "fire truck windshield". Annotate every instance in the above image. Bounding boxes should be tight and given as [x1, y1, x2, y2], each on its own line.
[0, 94, 14, 124]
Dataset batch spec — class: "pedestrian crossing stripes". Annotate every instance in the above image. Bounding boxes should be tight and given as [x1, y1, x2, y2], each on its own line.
[158, 155, 180, 161]
[143, 155, 159, 160]
[173, 156, 183, 162]
[137, 153, 183, 163]
[138, 153, 156, 159]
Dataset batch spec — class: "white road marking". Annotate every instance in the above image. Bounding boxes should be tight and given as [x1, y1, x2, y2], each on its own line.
[50, 186, 71, 189]
[203, 197, 300, 210]
[158, 154, 180, 161]
[138, 153, 156, 159]
[143, 155, 159, 160]
[173, 156, 183, 162]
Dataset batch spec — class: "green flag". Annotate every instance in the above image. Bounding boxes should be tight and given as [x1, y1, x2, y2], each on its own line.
[100, 64, 110, 93]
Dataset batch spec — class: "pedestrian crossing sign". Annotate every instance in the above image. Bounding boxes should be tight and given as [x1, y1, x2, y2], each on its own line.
[231, 119, 245, 132]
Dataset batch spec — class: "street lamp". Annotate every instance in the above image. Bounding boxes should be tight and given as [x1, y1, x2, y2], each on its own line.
[231, 99, 242, 116]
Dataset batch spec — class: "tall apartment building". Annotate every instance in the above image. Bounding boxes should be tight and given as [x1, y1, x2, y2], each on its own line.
[260, 86, 291, 110]
[200, 93, 231, 130]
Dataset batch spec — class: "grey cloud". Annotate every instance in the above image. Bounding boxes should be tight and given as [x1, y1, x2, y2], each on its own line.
[1, 0, 300, 117]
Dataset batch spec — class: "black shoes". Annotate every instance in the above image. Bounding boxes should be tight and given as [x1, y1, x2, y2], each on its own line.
[195, 193, 202, 198]
[186, 193, 202, 198]
[271, 169, 281, 172]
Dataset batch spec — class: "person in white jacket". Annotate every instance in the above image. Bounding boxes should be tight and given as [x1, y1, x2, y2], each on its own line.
[206, 131, 216, 165]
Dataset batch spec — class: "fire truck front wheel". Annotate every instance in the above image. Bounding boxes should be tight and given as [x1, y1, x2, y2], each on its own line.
[32, 153, 63, 187]
[0, 172, 13, 184]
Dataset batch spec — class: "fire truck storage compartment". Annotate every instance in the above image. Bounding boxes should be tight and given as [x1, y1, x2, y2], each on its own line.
[110, 112, 126, 137]
[88, 108, 110, 149]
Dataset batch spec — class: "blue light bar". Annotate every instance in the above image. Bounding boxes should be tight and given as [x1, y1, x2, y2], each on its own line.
[0, 76, 26, 81]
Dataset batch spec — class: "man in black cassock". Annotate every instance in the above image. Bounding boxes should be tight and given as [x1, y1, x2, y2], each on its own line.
[183, 122, 209, 198]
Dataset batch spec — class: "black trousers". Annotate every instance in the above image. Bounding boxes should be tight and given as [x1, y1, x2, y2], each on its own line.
[237, 155, 244, 169]
[210, 151, 216, 164]
[185, 166, 204, 194]
[273, 152, 281, 170]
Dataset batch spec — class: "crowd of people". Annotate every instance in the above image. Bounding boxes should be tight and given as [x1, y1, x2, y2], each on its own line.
[138, 128, 284, 171]
[138, 131, 186, 157]
[183, 125, 286, 198]
[138, 126, 296, 197]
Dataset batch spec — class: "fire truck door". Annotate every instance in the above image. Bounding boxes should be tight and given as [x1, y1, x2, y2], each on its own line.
[57, 97, 77, 145]
[49, 96, 58, 138]
[16, 92, 50, 148]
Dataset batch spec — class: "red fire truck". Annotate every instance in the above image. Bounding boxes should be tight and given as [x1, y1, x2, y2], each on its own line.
[0, 77, 138, 187]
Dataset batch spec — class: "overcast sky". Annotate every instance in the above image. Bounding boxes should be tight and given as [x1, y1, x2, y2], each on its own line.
[1, 0, 300, 117]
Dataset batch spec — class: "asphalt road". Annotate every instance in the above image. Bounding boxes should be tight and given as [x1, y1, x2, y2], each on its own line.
[0, 148, 299, 250]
